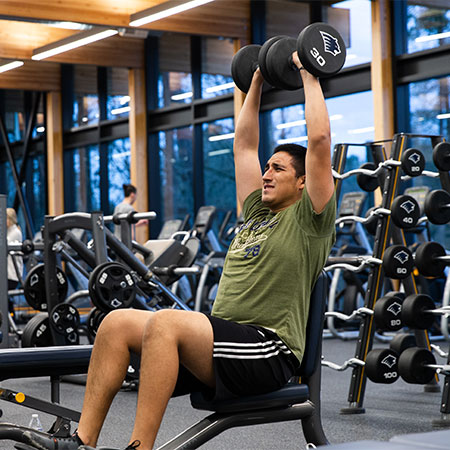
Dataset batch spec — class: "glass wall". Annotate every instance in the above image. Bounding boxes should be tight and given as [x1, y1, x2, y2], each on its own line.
[107, 67, 130, 120]
[406, 1, 450, 53]
[64, 145, 100, 212]
[203, 118, 236, 210]
[159, 34, 192, 107]
[72, 65, 99, 128]
[108, 138, 131, 213]
[331, 0, 372, 68]
[3, 91, 25, 143]
[201, 37, 235, 99]
[159, 127, 194, 223]
[26, 154, 46, 231]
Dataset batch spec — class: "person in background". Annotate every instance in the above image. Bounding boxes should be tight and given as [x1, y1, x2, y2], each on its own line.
[6, 208, 23, 318]
[113, 184, 148, 241]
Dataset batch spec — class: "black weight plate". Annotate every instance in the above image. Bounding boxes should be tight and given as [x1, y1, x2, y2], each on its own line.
[231, 44, 261, 93]
[373, 296, 403, 331]
[414, 241, 446, 278]
[50, 303, 80, 336]
[364, 207, 378, 236]
[89, 262, 136, 312]
[266, 37, 303, 91]
[21, 313, 53, 347]
[356, 163, 378, 192]
[390, 333, 416, 356]
[87, 307, 107, 337]
[398, 347, 436, 384]
[424, 189, 450, 225]
[433, 141, 450, 171]
[23, 264, 68, 311]
[401, 294, 435, 330]
[297, 22, 346, 78]
[382, 245, 413, 280]
[365, 348, 399, 384]
[258, 35, 289, 87]
[401, 148, 425, 177]
[391, 194, 420, 229]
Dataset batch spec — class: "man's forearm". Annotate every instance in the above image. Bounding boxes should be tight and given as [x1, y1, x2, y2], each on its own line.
[234, 71, 264, 153]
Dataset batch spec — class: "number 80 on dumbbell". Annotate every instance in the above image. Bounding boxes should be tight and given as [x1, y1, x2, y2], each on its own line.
[231, 22, 347, 93]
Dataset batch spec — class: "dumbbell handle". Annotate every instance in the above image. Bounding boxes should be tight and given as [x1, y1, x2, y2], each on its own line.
[335, 208, 391, 226]
[424, 363, 450, 376]
[321, 357, 365, 371]
[424, 305, 450, 317]
[401, 170, 440, 181]
[325, 256, 382, 273]
[325, 307, 373, 322]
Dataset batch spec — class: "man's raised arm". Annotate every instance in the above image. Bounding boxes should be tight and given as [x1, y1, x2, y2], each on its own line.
[234, 69, 265, 210]
[293, 53, 334, 213]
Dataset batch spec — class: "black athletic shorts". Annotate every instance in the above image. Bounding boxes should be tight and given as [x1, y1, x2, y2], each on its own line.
[172, 314, 300, 401]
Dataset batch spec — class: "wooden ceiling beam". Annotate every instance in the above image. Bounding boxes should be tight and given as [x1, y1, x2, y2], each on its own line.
[0, 61, 60, 91]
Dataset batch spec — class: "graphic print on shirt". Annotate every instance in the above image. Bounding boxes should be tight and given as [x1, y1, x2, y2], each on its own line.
[227, 216, 279, 257]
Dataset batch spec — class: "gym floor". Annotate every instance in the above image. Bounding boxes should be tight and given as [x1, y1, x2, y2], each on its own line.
[0, 337, 445, 449]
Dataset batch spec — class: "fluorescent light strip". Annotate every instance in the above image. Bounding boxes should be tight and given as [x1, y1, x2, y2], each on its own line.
[206, 82, 235, 93]
[0, 61, 24, 74]
[209, 132, 235, 142]
[36, 126, 45, 133]
[209, 149, 231, 157]
[32, 29, 118, 61]
[130, 0, 214, 27]
[276, 114, 343, 130]
[111, 106, 131, 115]
[171, 92, 193, 101]
[120, 95, 131, 105]
[416, 31, 450, 43]
[437, 113, 450, 120]
[277, 136, 308, 145]
[348, 126, 374, 135]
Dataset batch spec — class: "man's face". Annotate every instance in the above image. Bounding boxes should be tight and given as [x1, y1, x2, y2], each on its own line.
[262, 151, 305, 212]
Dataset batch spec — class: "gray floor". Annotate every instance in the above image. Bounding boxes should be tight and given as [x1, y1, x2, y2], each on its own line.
[0, 336, 447, 450]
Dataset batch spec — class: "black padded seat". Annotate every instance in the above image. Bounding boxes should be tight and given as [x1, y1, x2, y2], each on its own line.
[0, 345, 92, 381]
[191, 383, 309, 413]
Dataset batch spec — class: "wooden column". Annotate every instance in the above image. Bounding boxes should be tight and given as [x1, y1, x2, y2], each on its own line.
[46, 91, 64, 215]
[371, 0, 395, 142]
[129, 68, 149, 243]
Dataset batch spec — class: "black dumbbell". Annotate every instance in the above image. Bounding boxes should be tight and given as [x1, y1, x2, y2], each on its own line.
[398, 347, 449, 384]
[382, 245, 414, 279]
[401, 293, 449, 330]
[414, 241, 450, 278]
[391, 194, 421, 229]
[424, 189, 450, 225]
[231, 22, 346, 93]
[401, 148, 426, 177]
[433, 141, 450, 172]
[374, 294, 404, 331]
[389, 333, 416, 356]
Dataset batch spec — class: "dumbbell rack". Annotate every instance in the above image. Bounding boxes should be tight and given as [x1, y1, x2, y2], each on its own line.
[332, 133, 448, 415]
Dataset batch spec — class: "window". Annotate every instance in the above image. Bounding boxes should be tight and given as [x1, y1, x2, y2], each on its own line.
[3, 91, 25, 143]
[64, 145, 100, 212]
[73, 65, 99, 128]
[331, 0, 372, 68]
[406, 1, 450, 54]
[159, 127, 194, 222]
[203, 118, 236, 210]
[159, 34, 192, 107]
[107, 67, 130, 120]
[26, 155, 46, 231]
[201, 37, 235, 99]
[108, 138, 131, 213]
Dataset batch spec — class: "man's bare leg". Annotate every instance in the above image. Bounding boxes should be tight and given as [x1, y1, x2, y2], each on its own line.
[128, 310, 215, 450]
[76, 309, 153, 446]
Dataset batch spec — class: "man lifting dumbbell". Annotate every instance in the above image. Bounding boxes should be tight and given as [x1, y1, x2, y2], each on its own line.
[24, 26, 338, 450]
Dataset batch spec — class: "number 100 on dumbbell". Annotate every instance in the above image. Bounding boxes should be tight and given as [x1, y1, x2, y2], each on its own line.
[232, 22, 347, 93]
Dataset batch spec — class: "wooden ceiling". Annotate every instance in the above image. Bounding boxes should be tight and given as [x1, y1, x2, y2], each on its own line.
[0, 0, 250, 90]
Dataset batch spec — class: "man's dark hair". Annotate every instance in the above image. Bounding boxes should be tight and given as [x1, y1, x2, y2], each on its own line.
[273, 143, 307, 178]
[123, 183, 137, 197]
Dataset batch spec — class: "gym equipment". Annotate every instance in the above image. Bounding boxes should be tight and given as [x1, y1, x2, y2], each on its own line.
[231, 22, 346, 93]
[373, 294, 404, 331]
[398, 347, 450, 384]
[389, 333, 416, 355]
[21, 313, 53, 347]
[424, 189, 450, 225]
[401, 147, 426, 177]
[23, 264, 68, 311]
[433, 141, 450, 172]
[258, 35, 287, 88]
[88, 261, 137, 312]
[322, 348, 400, 384]
[414, 241, 450, 278]
[50, 303, 80, 339]
[401, 294, 450, 330]
[87, 307, 107, 337]
[325, 244, 413, 280]
[390, 194, 421, 229]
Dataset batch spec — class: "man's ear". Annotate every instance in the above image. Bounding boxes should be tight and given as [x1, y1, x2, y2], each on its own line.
[298, 175, 306, 190]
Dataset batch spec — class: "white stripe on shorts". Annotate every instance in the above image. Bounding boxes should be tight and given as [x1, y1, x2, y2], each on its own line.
[213, 339, 292, 359]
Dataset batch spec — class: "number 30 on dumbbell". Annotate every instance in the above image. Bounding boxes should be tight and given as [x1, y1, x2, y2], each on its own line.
[231, 22, 347, 93]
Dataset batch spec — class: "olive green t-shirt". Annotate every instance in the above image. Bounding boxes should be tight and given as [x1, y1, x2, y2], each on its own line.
[211, 188, 336, 364]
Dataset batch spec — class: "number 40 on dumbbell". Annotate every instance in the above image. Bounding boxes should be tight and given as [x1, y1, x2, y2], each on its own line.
[231, 22, 347, 93]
